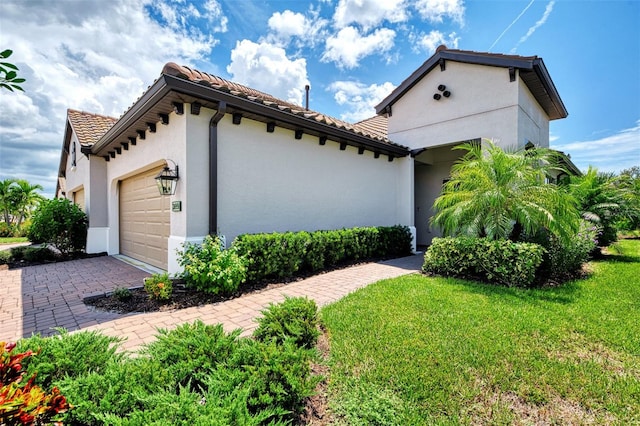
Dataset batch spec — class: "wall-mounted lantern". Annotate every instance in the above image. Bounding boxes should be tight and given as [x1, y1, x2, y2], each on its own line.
[155, 159, 179, 195]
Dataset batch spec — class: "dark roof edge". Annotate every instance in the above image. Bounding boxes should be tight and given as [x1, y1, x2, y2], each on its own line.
[531, 57, 568, 119]
[92, 75, 409, 158]
[91, 77, 172, 155]
[375, 50, 568, 119]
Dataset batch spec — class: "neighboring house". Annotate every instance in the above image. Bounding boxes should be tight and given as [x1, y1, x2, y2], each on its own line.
[56, 46, 579, 273]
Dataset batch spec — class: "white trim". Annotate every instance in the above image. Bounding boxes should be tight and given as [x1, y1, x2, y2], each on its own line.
[86, 227, 109, 253]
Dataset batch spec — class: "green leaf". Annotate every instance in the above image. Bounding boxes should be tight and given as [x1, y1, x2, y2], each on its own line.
[0, 49, 12, 59]
[5, 71, 16, 80]
[10, 78, 25, 84]
[0, 83, 14, 92]
[10, 84, 24, 92]
[0, 62, 18, 70]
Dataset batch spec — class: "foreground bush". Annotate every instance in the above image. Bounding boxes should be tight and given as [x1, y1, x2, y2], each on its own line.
[234, 225, 412, 282]
[423, 237, 545, 287]
[12, 298, 320, 425]
[254, 296, 320, 349]
[27, 199, 87, 255]
[178, 235, 247, 295]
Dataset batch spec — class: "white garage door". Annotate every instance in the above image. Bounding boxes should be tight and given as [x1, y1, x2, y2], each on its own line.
[119, 166, 170, 270]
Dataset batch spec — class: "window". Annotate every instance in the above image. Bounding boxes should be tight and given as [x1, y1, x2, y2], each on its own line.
[71, 141, 77, 168]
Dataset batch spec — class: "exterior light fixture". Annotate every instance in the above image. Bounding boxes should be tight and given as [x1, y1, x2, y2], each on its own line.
[155, 159, 179, 195]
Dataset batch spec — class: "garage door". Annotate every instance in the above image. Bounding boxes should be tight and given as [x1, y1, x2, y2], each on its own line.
[73, 188, 85, 212]
[119, 166, 170, 270]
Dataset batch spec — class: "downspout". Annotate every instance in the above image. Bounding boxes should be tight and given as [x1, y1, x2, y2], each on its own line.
[209, 101, 227, 236]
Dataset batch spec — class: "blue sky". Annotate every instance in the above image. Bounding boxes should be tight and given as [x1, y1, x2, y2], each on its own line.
[1, 0, 638, 198]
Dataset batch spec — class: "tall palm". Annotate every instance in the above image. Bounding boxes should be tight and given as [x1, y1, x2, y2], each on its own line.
[430, 140, 579, 242]
[8, 179, 44, 226]
[0, 178, 16, 225]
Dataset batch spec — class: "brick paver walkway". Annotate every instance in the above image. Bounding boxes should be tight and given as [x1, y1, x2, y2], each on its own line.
[1, 254, 423, 352]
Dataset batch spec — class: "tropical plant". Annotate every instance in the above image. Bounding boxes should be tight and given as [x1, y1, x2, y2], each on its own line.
[569, 166, 629, 246]
[0, 178, 16, 225]
[613, 166, 640, 231]
[0, 49, 26, 92]
[6, 180, 44, 227]
[431, 140, 579, 242]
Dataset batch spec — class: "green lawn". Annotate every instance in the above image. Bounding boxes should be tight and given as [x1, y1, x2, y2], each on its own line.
[322, 239, 640, 425]
[0, 236, 28, 244]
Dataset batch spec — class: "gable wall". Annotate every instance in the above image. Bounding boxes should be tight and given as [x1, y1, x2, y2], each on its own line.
[517, 78, 550, 148]
[387, 61, 520, 149]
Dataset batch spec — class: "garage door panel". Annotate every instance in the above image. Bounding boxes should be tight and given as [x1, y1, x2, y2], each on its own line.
[119, 166, 169, 270]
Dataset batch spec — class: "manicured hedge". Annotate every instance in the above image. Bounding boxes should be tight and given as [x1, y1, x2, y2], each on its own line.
[232, 225, 412, 282]
[422, 237, 545, 287]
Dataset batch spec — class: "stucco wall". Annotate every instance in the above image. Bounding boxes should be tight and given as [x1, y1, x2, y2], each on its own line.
[388, 61, 521, 150]
[413, 145, 462, 245]
[517, 79, 550, 148]
[215, 113, 411, 244]
[64, 134, 89, 205]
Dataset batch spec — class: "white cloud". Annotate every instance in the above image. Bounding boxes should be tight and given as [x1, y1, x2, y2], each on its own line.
[411, 30, 460, 54]
[414, 0, 465, 25]
[0, 0, 223, 198]
[511, 1, 555, 53]
[322, 26, 396, 69]
[553, 120, 640, 173]
[333, 0, 409, 31]
[266, 9, 328, 48]
[327, 80, 396, 122]
[227, 40, 309, 105]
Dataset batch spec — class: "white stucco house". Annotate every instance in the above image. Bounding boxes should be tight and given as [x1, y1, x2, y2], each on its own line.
[56, 46, 578, 273]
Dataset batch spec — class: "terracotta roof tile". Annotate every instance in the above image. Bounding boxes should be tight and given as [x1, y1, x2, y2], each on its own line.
[67, 109, 117, 146]
[162, 62, 396, 145]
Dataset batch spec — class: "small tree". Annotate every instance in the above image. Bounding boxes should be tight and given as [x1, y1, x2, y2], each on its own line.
[28, 199, 88, 255]
[569, 166, 629, 246]
[431, 140, 579, 242]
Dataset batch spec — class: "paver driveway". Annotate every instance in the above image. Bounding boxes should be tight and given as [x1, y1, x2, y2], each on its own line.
[0, 254, 423, 352]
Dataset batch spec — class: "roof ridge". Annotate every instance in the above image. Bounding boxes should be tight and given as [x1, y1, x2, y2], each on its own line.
[161, 62, 394, 144]
[67, 108, 118, 121]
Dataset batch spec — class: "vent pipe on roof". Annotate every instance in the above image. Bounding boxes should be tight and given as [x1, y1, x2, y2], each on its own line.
[305, 84, 310, 111]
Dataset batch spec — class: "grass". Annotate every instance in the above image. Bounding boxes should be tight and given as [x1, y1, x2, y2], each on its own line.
[322, 239, 640, 425]
[0, 236, 28, 244]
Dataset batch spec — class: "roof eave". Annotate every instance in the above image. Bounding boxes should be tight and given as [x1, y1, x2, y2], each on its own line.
[92, 74, 409, 158]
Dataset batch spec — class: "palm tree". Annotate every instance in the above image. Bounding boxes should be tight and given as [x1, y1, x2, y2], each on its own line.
[430, 140, 579, 242]
[0, 178, 16, 225]
[569, 166, 628, 246]
[8, 179, 44, 227]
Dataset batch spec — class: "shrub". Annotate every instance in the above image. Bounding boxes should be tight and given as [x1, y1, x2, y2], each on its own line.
[144, 273, 173, 301]
[0, 250, 10, 264]
[178, 235, 247, 295]
[112, 286, 132, 302]
[16, 329, 123, 390]
[524, 221, 598, 281]
[0, 341, 71, 424]
[423, 237, 545, 287]
[233, 225, 413, 282]
[253, 296, 320, 349]
[27, 199, 87, 255]
[142, 321, 242, 392]
[23, 246, 56, 263]
[0, 222, 12, 237]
